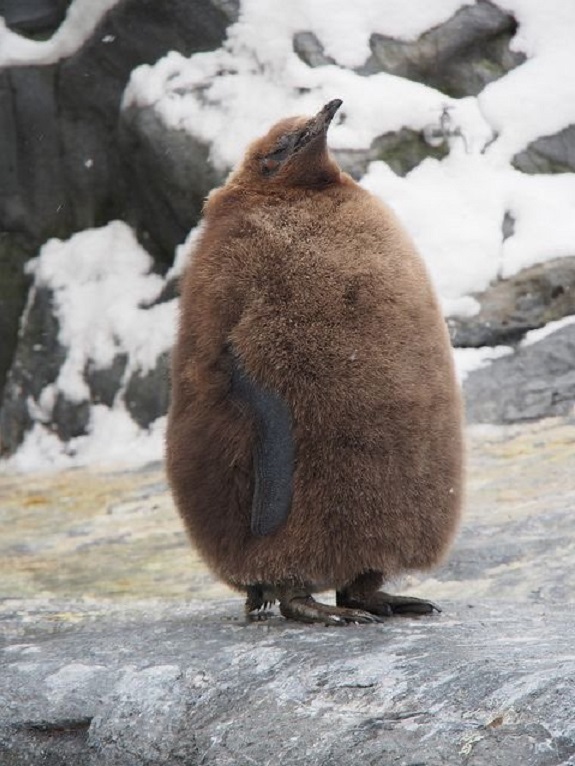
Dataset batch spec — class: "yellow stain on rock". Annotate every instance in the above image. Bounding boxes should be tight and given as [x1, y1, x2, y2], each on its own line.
[2, 415, 575, 605]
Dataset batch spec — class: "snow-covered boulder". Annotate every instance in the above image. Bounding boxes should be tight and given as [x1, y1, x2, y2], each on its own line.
[0, 222, 175, 465]
[0, 0, 237, 406]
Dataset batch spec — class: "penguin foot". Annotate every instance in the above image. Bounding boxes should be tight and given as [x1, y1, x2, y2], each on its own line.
[337, 590, 441, 617]
[245, 585, 276, 617]
[279, 595, 386, 626]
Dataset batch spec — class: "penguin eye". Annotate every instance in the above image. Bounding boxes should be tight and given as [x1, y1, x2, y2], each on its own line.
[261, 157, 281, 175]
[261, 139, 291, 176]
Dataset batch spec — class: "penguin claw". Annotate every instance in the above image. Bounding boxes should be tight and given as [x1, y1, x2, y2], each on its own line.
[279, 596, 386, 626]
[338, 591, 441, 618]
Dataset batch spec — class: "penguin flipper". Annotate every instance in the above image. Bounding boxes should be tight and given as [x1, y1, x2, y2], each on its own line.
[230, 349, 294, 536]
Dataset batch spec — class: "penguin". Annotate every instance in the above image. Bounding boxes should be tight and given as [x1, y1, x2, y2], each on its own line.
[166, 99, 464, 625]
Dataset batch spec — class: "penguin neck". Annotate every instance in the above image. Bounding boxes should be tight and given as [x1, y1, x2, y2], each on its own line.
[206, 162, 344, 217]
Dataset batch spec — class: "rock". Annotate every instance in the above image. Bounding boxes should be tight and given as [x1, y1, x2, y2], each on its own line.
[359, 0, 525, 97]
[52, 393, 91, 442]
[502, 210, 515, 240]
[2, 417, 575, 762]
[0, 286, 66, 456]
[119, 105, 223, 260]
[0, 0, 237, 408]
[0, 258, 173, 455]
[293, 31, 336, 68]
[0, 234, 34, 402]
[334, 127, 449, 179]
[0, 0, 71, 35]
[464, 323, 575, 423]
[0, 598, 574, 765]
[124, 352, 171, 430]
[57, 0, 238, 262]
[0, 66, 70, 243]
[449, 257, 575, 347]
[294, 2, 520, 178]
[85, 354, 128, 408]
[513, 124, 575, 174]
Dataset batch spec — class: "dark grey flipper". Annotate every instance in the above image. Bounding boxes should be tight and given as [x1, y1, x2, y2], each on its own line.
[230, 350, 294, 536]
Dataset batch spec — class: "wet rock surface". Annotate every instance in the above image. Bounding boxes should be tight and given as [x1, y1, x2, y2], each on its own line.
[1, 418, 575, 763]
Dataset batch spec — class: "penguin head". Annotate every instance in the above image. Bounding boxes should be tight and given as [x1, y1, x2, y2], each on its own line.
[236, 99, 343, 189]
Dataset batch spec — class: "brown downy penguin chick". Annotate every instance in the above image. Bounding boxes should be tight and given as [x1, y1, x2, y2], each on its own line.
[167, 99, 464, 625]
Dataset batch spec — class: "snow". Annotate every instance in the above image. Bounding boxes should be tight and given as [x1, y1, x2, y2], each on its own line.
[453, 346, 513, 382]
[4, 0, 575, 471]
[0, 0, 121, 67]
[521, 315, 575, 347]
[6, 411, 166, 474]
[2, 222, 176, 473]
[125, 0, 575, 302]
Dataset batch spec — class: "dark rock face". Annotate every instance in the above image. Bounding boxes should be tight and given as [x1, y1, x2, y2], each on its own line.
[360, 0, 525, 97]
[0, 276, 173, 455]
[85, 355, 128, 408]
[124, 351, 170, 430]
[0, 234, 34, 402]
[0, 286, 66, 455]
[513, 124, 575, 174]
[57, 0, 238, 258]
[450, 257, 575, 347]
[0, 65, 70, 243]
[464, 323, 575, 423]
[119, 105, 222, 260]
[0, 0, 237, 409]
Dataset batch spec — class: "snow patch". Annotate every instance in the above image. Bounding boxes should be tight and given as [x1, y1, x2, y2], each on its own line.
[521, 315, 575, 347]
[453, 346, 514, 382]
[29, 221, 173, 401]
[3, 222, 176, 473]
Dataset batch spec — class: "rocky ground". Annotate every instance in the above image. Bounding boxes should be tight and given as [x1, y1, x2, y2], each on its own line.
[1, 416, 575, 764]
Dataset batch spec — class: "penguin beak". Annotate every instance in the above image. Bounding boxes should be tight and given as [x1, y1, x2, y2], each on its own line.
[290, 99, 342, 155]
[311, 99, 343, 135]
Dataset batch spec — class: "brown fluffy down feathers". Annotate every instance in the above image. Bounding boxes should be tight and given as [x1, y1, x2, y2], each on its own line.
[166, 109, 464, 593]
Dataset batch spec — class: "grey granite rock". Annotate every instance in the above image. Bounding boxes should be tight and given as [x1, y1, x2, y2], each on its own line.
[464, 323, 575, 423]
[360, 0, 525, 97]
[449, 257, 575, 347]
[2, 416, 575, 763]
[0, 599, 574, 765]
[513, 124, 575, 175]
